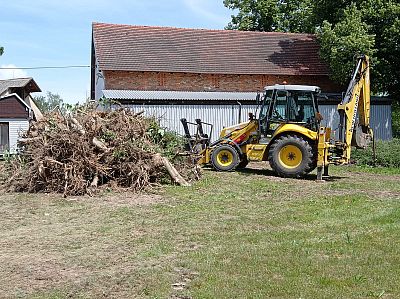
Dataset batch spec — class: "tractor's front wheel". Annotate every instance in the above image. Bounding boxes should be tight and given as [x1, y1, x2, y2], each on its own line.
[211, 144, 239, 171]
[268, 135, 314, 178]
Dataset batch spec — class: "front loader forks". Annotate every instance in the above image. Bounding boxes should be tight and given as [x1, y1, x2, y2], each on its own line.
[180, 118, 213, 153]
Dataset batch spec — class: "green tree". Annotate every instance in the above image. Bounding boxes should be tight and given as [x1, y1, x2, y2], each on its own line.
[317, 4, 376, 85]
[224, 0, 314, 33]
[223, 0, 400, 101]
[0, 46, 3, 56]
[33, 92, 64, 113]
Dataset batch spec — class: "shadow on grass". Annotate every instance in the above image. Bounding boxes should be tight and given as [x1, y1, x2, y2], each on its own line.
[236, 167, 346, 182]
[203, 164, 346, 182]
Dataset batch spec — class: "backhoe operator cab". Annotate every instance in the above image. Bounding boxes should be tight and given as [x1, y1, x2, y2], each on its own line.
[182, 55, 372, 180]
[258, 85, 321, 142]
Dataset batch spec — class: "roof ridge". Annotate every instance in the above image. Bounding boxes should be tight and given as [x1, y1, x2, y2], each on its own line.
[92, 22, 327, 76]
[92, 22, 314, 37]
[0, 77, 33, 82]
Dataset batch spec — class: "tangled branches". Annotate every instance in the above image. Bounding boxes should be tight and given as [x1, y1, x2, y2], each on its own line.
[3, 108, 200, 196]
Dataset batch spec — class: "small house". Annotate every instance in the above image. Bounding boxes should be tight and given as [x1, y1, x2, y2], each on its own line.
[0, 78, 42, 155]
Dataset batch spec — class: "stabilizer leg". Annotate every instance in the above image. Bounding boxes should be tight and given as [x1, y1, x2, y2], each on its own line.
[323, 166, 329, 177]
[317, 166, 323, 181]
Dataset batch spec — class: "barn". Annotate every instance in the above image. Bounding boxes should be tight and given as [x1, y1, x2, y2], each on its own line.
[91, 22, 392, 140]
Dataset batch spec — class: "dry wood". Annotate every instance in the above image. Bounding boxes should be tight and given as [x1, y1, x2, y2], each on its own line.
[70, 116, 109, 152]
[18, 137, 42, 144]
[3, 108, 199, 196]
[153, 154, 191, 187]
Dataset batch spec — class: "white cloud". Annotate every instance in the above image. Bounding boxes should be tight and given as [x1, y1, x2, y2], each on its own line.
[0, 64, 28, 79]
[183, 0, 230, 26]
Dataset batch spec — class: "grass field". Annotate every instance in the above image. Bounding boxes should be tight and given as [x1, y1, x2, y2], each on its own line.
[0, 164, 399, 298]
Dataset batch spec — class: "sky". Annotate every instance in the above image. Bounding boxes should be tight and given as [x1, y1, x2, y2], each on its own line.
[0, 0, 233, 104]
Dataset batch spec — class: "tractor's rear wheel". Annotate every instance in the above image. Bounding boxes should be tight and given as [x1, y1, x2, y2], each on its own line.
[268, 135, 314, 178]
[211, 144, 239, 171]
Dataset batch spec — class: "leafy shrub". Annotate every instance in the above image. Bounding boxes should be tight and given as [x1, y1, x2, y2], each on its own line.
[146, 119, 186, 159]
[352, 138, 400, 168]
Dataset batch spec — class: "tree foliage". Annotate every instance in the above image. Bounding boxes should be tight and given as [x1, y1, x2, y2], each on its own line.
[33, 92, 65, 113]
[224, 0, 400, 101]
[0, 46, 3, 56]
[317, 4, 376, 85]
[224, 0, 314, 32]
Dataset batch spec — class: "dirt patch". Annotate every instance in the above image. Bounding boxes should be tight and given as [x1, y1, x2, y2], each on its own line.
[0, 256, 88, 298]
[0, 190, 170, 298]
[68, 191, 165, 207]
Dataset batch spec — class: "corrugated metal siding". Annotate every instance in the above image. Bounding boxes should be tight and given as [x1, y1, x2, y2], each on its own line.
[319, 105, 392, 141]
[0, 119, 29, 154]
[119, 104, 241, 141]
[104, 90, 257, 101]
[119, 104, 392, 141]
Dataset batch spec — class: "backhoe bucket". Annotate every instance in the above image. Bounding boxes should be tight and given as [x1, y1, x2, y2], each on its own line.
[352, 125, 373, 149]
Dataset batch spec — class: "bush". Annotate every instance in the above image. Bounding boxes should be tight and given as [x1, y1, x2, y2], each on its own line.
[352, 138, 400, 168]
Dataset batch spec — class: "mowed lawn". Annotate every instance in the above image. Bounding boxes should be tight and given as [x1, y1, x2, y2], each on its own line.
[0, 164, 400, 299]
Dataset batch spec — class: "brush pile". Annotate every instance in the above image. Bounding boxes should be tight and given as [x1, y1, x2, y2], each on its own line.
[3, 108, 200, 196]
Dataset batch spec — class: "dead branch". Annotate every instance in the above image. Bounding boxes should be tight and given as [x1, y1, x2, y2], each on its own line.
[153, 154, 191, 187]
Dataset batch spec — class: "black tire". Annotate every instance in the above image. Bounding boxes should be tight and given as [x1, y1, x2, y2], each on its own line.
[211, 144, 240, 171]
[268, 135, 314, 178]
[237, 156, 249, 169]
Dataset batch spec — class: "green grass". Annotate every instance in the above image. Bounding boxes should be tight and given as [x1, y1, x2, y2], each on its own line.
[352, 138, 400, 168]
[0, 165, 399, 298]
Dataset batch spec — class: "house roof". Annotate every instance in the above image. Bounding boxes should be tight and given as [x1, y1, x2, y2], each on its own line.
[0, 77, 41, 95]
[102, 89, 257, 102]
[92, 22, 330, 76]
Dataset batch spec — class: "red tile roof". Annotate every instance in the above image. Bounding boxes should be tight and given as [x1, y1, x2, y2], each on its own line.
[92, 22, 329, 76]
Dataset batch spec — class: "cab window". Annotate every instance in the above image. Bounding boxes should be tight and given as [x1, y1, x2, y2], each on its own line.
[271, 90, 287, 120]
[259, 90, 273, 119]
[287, 91, 316, 123]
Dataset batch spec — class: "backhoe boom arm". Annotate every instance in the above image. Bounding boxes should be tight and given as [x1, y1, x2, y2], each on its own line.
[337, 55, 372, 159]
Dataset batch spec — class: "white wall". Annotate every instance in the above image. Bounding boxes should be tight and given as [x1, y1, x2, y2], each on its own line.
[119, 103, 392, 141]
[94, 56, 105, 101]
[0, 119, 29, 154]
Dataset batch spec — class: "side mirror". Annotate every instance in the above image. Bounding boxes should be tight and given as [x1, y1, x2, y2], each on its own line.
[248, 112, 254, 121]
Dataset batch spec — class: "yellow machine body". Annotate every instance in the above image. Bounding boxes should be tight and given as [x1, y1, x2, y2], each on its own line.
[185, 55, 372, 180]
[199, 121, 318, 163]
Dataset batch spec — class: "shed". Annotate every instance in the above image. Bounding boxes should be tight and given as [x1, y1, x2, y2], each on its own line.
[102, 90, 392, 141]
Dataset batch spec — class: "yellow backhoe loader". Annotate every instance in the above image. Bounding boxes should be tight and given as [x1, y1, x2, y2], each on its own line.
[181, 55, 373, 180]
